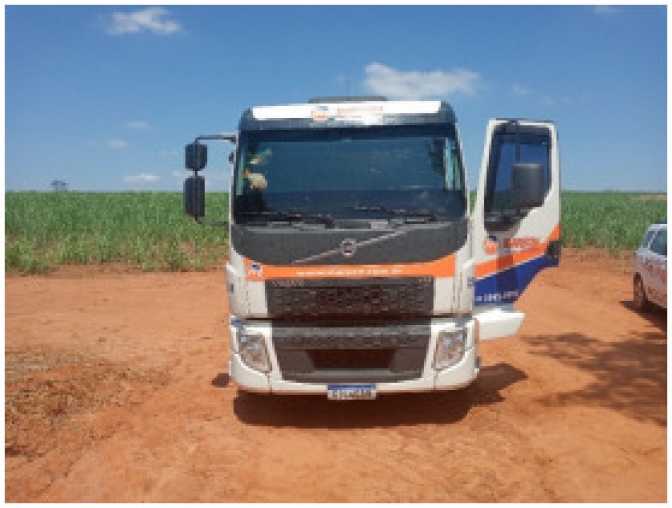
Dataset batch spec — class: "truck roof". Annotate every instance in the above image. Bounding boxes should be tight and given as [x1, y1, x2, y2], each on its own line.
[239, 97, 457, 131]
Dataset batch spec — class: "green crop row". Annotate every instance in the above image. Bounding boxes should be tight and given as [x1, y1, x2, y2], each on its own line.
[561, 192, 666, 251]
[5, 191, 667, 274]
[6, 192, 229, 273]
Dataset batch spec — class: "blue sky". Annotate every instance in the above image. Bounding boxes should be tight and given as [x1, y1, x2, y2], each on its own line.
[5, 4, 668, 192]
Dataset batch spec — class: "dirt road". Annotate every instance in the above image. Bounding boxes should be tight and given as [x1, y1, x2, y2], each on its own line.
[5, 249, 666, 502]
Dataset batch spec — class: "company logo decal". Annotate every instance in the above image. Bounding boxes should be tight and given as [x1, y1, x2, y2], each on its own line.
[335, 105, 384, 119]
[247, 262, 264, 279]
[311, 105, 331, 122]
[483, 235, 499, 255]
[483, 235, 542, 255]
[310, 104, 385, 123]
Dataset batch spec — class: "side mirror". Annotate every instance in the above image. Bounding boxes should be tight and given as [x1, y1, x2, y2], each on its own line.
[184, 175, 205, 218]
[185, 142, 207, 171]
[511, 162, 546, 210]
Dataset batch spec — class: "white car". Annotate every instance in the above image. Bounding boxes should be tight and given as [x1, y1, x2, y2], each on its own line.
[633, 221, 667, 310]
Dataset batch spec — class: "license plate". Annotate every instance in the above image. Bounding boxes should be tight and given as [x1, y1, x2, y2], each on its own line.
[327, 384, 376, 401]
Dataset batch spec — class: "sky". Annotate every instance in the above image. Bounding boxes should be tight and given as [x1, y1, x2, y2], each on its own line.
[4, 3, 668, 192]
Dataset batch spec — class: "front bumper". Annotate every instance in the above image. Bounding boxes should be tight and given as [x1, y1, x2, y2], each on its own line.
[228, 317, 480, 395]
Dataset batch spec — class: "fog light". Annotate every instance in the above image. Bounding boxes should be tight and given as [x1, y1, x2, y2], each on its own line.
[434, 328, 467, 370]
[238, 332, 271, 373]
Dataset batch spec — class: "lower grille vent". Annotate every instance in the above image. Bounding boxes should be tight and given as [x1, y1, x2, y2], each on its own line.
[272, 322, 430, 383]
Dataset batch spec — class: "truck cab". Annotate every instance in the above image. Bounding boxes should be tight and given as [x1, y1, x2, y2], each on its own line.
[184, 97, 560, 399]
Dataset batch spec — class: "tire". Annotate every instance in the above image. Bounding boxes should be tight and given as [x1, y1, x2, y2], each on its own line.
[633, 274, 652, 312]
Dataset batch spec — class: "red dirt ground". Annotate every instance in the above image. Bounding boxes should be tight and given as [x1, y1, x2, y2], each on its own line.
[5, 249, 667, 502]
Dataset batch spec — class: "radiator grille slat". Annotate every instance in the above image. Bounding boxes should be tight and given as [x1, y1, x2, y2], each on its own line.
[266, 277, 433, 320]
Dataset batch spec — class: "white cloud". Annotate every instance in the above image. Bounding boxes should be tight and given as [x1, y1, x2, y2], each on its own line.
[363, 62, 481, 100]
[124, 173, 160, 184]
[511, 83, 530, 96]
[107, 7, 182, 36]
[106, 139, 128, 149]
[126, 120, 151, 130]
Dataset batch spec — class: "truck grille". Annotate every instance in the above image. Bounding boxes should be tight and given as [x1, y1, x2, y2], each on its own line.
[266, 277, 433, 320]
[272, 322, 431, 383]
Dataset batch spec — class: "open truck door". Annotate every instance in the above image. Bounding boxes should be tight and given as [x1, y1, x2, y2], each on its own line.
[471, 119, 561, 340]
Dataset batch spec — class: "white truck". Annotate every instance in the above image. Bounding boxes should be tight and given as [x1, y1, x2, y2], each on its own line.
[184, 97, 561, 400]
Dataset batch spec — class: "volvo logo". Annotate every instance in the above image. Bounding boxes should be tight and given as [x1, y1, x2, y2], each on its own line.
[340, 238, 358, 258]
[291, 230, 406, 265]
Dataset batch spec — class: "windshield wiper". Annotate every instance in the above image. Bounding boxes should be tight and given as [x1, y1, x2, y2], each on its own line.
[350, 205, 437, 223]
[236, 210, 336, 228]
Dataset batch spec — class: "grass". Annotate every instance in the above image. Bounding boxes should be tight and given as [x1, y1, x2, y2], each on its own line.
[6, 192, 229, 273]
[561, 192, 666, 251]
[5, 191, 667, 274]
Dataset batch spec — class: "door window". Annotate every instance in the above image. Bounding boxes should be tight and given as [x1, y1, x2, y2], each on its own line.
[650, 229, 667, 257]
[640, 229, 656, 249]
[484, 123, 552, 214]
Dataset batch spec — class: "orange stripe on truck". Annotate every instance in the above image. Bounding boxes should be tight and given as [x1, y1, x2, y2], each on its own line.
[245, 254, 456, 281]
[475, 224, 561, 279]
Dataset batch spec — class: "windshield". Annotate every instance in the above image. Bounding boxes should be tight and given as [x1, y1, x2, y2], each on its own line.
[233, 124, 466, 225]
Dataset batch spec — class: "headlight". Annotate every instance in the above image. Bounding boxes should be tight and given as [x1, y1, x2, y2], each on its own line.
[434, 328, 467, 370]
[238, 332, 271, 373]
